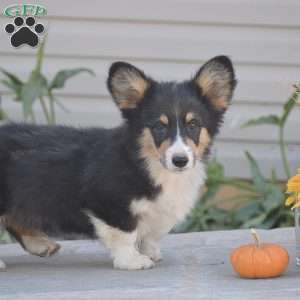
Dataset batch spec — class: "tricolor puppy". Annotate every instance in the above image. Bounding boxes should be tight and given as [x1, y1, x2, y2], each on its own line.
[0, 56, 236, 270]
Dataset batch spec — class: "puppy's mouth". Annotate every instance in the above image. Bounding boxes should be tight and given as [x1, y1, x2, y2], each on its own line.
[172, 167, 189, 173]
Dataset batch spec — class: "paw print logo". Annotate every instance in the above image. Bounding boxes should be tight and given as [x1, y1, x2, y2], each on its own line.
[5, 16, 45, 48]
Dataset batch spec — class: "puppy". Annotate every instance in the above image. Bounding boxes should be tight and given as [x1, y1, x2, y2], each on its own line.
[0, 56, 236, 270]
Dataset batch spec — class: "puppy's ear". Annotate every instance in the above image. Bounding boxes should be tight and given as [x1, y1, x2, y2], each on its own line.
[107, 62, 151, 110]
[194, 56, 236, 111]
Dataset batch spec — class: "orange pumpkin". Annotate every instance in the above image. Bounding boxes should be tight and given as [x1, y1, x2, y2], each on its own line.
[230, 229, 289, 279]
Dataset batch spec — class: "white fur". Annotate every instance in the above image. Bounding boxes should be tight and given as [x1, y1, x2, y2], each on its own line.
[87, 214, 154, 270]
[164, 124, 194, 171]
[132, 161, 206, 259]
[86, 130, 206, 270]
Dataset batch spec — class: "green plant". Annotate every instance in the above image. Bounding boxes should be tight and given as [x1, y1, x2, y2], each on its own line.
[232, 84, 300, 228]
[177, 155, 293, 233]
[233, 152, 293, 229]
[243, 84, 300, 179]
[178, 85, 299, 232]
[175, 158, 235, 232]
[0, 229, 12, 244]
[0, 39, 95, 124]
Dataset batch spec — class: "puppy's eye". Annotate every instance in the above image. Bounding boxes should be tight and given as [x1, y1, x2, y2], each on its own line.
[187, 119, 200, 129]
[152, 121, 167, 134]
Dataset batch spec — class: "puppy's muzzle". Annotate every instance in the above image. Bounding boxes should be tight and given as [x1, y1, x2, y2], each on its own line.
[172, 155, 188, 168]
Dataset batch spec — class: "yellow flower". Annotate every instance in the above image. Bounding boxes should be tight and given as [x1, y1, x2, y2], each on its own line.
[286, 172, 300, 193]
[287, 185, 300, 193]
[285, 196, 295, 206]
[285, 169, 300, 210]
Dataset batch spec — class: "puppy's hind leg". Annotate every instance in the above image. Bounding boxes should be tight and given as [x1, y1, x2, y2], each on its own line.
[16, 233, 60, 257]
[4, 217, 60, 257]
[88, 214, 154, 270]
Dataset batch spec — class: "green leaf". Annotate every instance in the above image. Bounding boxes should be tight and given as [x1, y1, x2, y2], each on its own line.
[205, 207, 228, 222]
[234, 201, 262, 224]
[245, 151, 267, 193]
[49, 68, 95, 90]
[35, 38, 46, 73]
[242, 115, 280, 128]
[51, 96, 70, 113]
[262, 184, 284, 211]
[270, 168, 278, 184]
[1, 80, 22, 102]
[1, 79, 16, 92]
[241, 213, 267, 229]
[20, 72, 48, 120]
[260, 216, 278, 229]
[221, 178, 256, 193]
[192, 206, 229, 231]
[201, 182, 220, 204]
[0, 68, 23, 86]
[206, 158, 225, 186]
[280, 88, 299, 125]
[0, 68, 24, 101]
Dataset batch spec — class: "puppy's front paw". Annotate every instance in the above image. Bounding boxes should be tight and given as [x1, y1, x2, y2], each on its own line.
[148, 248, 162, 262]
[0, 259, 6, 270]
[140, 241, 162, 262]
[114, 253, 155, 270]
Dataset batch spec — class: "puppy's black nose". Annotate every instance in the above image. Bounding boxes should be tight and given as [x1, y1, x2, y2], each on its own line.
[172, 155, 188, 168]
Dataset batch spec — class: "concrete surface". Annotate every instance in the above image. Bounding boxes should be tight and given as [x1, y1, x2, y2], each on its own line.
[0, 228, 299, 300]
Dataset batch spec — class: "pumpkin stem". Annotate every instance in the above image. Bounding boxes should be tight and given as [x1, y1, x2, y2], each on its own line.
[251, 228, 260, 247]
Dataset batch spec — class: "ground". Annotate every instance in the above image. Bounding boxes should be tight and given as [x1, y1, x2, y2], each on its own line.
[0, 228, 299, 300]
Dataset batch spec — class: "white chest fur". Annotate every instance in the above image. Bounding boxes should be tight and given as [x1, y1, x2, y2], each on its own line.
[131, 162, 206, 241]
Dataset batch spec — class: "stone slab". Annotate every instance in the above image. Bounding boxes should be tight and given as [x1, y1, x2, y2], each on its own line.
[0, 228, 299, 300]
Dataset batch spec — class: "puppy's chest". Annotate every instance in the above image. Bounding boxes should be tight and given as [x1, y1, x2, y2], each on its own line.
[131, 163, 205, 237]
[154, 174, 201, 220]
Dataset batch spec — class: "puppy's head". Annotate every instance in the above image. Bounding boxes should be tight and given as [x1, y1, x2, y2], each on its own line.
[107, 56, 236, 172]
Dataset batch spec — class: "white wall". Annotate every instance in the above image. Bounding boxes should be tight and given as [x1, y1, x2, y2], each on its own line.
[0, 0, 299, 179]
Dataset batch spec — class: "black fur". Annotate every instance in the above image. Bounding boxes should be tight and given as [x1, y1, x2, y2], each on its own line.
[0, 124, 158, 236]
[0, 56, 236, 238]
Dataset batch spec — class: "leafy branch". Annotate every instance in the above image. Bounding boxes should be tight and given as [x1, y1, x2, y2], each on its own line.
[0, 38, 95, 124]
[243, 84, 300, 179]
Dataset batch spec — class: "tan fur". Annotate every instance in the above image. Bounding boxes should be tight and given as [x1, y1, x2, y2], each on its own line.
[158, 139, 171, 156]
[186, 128, 211, 158]
[159, 114, 169, 125]
[139, 128, 160, 162]
[3, 217, 32, 236]
[196, 62, 232, 110]
[135, 128, 206, 261]
[111, 69, 149, 109]
[118, 99, 137, 109]
[1, 215, 34, 236]
[1, 216, 60, 257]
[138, 123, 171, 162]
[185, 112, 195, 123]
